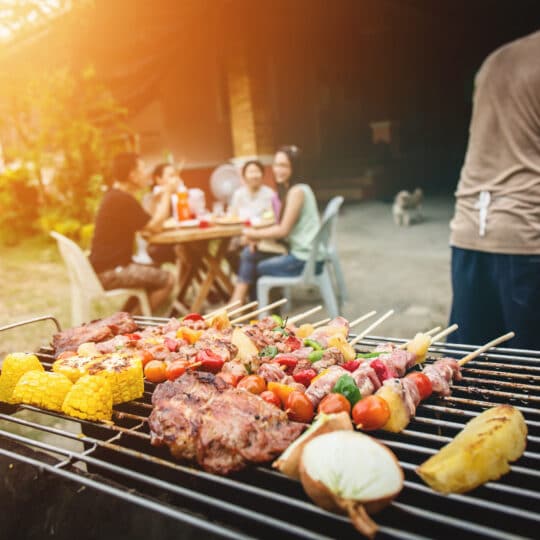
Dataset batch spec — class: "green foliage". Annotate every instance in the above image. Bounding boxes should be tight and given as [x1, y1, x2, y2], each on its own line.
[0, 166, 40, 245]
[0, 64, 128, 243]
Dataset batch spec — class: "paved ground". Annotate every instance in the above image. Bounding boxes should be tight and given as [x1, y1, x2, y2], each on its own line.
[290, 196, 455, 339]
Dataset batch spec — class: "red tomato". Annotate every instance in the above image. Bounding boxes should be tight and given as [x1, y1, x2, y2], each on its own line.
[406, 372, 433, 400]
[352, 396, 390, 431]
[260, 390, 281, 408]
[138, 350, 154, 367]
[166, 360, 188, 381]
[183, 313, 204, 322]
[124, 333, 141, 340]
[318, 393, 351, 415]
[144, 360, 167, 383]
[286, 391, 314, 423]
[237, 375, 266, 395]
[217, 372, 241, 387]
[341, 360, 360, 372]
[196, 349, 225, 373]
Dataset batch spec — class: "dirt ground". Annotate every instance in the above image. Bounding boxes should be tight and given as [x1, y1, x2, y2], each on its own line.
[290, 195, 455, 339]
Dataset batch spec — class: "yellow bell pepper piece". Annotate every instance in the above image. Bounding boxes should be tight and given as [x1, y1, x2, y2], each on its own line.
[267, 381, 296, 407]
[176, 327, 203, 344]
[310, 369, 330, 384]
[296, 324, 315, 339]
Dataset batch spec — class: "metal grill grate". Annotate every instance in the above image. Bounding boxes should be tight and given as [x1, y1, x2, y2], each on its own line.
[0, 316, 538, 539]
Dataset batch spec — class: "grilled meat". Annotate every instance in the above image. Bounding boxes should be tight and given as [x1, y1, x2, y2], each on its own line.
[305, 365, 348, 407]
[423, 357, 461, 396]
[52, 312, 137, 355]
[149, 371, 305, 474]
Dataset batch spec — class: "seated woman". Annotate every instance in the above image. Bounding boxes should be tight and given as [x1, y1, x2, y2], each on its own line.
[229, 146, 322, 305]
[89, 152, 175, 313]
[142, 162, 183, 265]
[229, 160, 275, 221]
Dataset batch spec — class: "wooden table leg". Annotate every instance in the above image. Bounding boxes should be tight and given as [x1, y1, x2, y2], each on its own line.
[189, 239, 232, 313]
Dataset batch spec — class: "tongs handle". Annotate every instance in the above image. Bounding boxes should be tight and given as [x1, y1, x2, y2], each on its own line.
[0, 315, 62, 334]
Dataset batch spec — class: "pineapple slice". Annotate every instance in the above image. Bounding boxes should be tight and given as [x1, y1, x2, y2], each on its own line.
[377, 382, 410, 433]
[417, 405, 527, 493]
[407, 333, 432, 364]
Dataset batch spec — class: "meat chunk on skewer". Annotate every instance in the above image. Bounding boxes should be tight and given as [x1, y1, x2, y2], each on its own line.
[305, 366, 349, 407]
[423, 357, 461, 396]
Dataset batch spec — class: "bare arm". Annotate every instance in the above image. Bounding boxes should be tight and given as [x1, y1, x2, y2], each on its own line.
[245, 186, 304, 240]
[143, 189, 173, 233]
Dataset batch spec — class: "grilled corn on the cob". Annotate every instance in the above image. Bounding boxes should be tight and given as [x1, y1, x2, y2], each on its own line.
[0, 353, 44, 403]
[62, 374, 113, 421]
[53, 354, 95, 383]
[85, 353, 144, 405]
[12, 370, 73, 412]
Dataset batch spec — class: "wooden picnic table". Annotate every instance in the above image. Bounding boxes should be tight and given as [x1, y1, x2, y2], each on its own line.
[147, 222, 244, 314]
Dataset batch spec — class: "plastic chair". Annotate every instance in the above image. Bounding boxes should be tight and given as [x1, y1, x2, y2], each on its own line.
[50, 231, 151, 326]
[322, 196, 348, 307]
[256, 210, 340, 319]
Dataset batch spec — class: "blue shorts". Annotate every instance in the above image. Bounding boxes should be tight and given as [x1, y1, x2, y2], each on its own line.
[448, 247, 540, 349]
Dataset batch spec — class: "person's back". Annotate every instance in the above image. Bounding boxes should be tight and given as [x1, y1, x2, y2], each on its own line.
[448, 32, 540, 349]
[450, 31, 540, 254]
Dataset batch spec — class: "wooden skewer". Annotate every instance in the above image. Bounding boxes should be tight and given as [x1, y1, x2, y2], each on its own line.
[227, 301, 258, 317]
[288, 305, 323, 325]
[349, 311, 377, 329]
[231, 298, 288, 324]
[349, 309, 395, 346]
[458, 332, 515, 366]
[312, 318, 331, 328]
[430, 324, 459, 344]
[397, 325, 442, 350]
[203, 300, 241, 319]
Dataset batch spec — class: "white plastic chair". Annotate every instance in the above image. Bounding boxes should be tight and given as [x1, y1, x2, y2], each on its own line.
[256, 209, 340, 319]
[322, 196, 348, 308]
[50, 231, 151, 326]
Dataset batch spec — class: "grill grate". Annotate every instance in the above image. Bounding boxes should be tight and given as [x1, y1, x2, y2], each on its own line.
[0, 316, 539, 539]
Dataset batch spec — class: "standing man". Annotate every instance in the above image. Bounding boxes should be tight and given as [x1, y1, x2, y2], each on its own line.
[449, 31, 540, 349]
[89, 152, 175, 313]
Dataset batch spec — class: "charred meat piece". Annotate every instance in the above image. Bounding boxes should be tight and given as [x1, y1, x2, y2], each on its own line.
[149, 371, 305, 474]
[423, 358, 461, 396]
[52, 312, 137, 355]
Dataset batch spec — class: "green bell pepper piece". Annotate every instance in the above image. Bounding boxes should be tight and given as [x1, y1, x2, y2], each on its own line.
[304, 338, 323, 351]
[308, 350, 324, 363]
[332, 374, 361, 406]
[259, 345, 278, 358]
[355, 352, 382, 359]
[271, 314, 284, 327]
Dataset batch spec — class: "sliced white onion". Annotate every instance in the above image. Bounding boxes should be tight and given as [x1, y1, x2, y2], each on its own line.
[300, 431, 403, 538]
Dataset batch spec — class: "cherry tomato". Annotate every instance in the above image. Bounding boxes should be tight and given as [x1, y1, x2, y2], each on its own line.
[406, 372, 433, 400]
[183, 313, 204, 322]
[286, 391, 314, 423]
[217, 372, 241, 387]
[138, 350, 154, 367]
[260, 390, 281, 408]
[352, 396, 390, 431]
[318, 393, 351, 415]
[56, 350, 77, 360]
[144, 360, 167, 383]
[237, 375, 266, 395]
[166, 360, 188, 381]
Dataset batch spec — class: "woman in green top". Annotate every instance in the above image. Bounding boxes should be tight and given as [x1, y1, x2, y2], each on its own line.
[230, 145, 322, 304]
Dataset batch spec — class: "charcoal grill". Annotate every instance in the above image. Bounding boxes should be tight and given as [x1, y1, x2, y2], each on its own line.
[0, 315, 539, 539]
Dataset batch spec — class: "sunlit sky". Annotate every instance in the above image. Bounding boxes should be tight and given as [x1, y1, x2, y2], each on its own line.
[0, 0, 67, 42]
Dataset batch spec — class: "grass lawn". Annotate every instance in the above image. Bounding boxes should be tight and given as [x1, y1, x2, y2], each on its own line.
[0, 235, 72, 357]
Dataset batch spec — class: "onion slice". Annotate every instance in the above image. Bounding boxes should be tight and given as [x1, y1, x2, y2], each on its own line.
[273, 412, 353, 479]
[299, 431, 403, 538]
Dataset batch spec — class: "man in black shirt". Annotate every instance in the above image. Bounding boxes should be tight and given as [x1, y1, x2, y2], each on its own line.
[90, 152, 175, 313]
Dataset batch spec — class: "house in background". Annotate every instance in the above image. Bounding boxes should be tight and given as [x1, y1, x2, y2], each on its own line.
[1, 0, 539, 202]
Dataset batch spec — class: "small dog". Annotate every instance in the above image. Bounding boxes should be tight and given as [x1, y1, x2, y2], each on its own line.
[392, 188, 423, 226]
